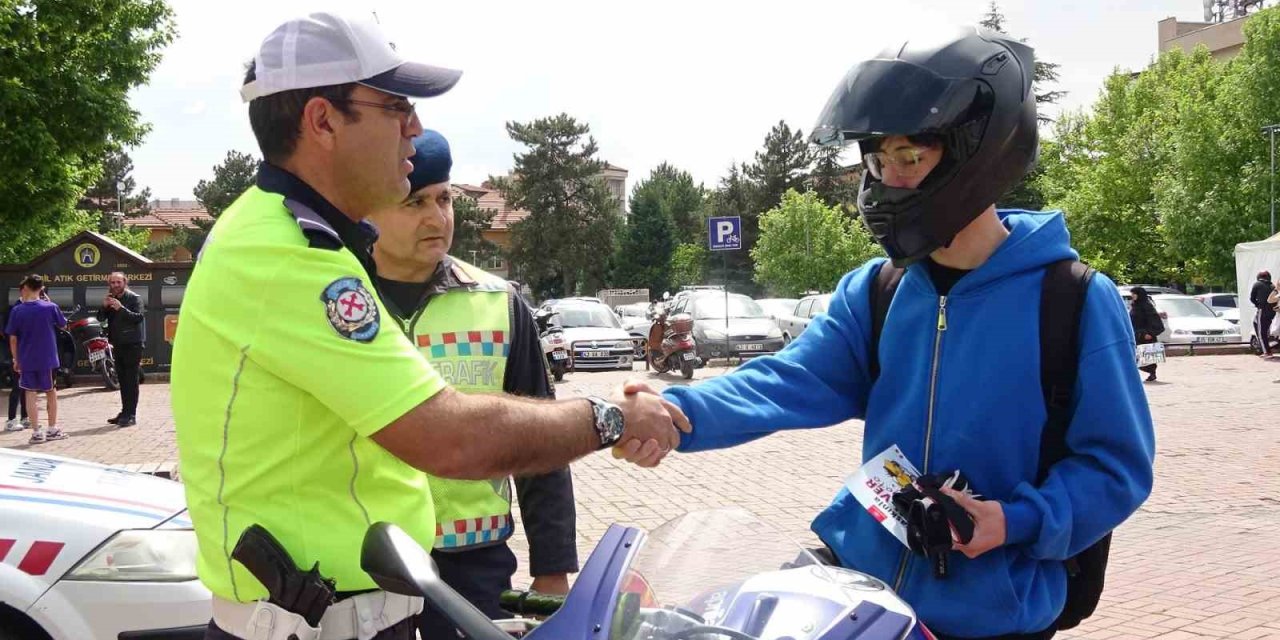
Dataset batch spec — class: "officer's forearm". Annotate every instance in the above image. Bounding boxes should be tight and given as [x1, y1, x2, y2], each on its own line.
[373, 387, 598, 480]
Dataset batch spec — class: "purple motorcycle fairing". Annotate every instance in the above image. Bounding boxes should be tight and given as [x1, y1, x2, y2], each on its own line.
[525, 524, 642, 640]
[523, 523, 932, 640]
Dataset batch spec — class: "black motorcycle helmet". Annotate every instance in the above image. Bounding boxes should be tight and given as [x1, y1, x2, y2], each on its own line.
[810, 26, 1038, 266]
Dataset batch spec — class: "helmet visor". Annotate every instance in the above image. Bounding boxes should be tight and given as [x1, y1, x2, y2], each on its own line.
[810, 59, 983, 146]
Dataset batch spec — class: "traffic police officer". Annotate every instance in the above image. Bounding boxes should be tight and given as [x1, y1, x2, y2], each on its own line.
[366, 131, 579, 637]
[172, 12, 687, 640]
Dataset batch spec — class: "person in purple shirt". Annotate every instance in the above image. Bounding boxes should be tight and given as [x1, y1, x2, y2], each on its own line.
[5, 275, 68, 443]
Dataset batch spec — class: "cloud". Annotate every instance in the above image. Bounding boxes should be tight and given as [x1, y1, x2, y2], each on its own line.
[181, 100, 207, 116]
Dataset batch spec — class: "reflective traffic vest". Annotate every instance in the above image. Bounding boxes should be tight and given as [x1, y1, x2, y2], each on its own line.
[394, 258, 515, 550]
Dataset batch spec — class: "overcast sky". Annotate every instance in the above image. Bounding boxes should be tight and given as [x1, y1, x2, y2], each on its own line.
[128, 0, 1213, 202]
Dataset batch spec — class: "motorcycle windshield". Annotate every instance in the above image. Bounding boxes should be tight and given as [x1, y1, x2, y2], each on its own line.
[606, 508, 911, 640]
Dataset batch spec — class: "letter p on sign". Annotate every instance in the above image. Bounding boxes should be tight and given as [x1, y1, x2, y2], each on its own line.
[707, 216, 742, 251]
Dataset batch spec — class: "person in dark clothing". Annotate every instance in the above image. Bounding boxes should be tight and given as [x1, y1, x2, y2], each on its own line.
[368, 131, 578, 639]
[97, 271, 145, 426]
[1128, 287, 1164, 382]
[3, 307, 29, 432]
[1251, 270, 1276, 357]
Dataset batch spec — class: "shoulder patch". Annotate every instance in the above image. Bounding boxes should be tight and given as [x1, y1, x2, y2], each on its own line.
[322, 277, 380, 342]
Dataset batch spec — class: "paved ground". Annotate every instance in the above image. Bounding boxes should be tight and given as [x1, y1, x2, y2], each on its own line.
[3, 355, 1280, 639]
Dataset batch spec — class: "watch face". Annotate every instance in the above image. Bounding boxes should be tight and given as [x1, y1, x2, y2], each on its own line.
[602, 404, 625, 441]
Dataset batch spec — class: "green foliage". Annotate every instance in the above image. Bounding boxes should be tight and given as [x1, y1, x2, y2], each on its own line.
[187, 150, 259, 254]
[451, 195, 498, 264]
[669, 243, 709, 289]
[613, 172, 678, 293]
[492, 114, 621, 296]
[78, 148, 153, 233]
[0, 0, 175, 264]
[193, 150, 259, 220]
[810, 144, 858, 210]
[751, 190, 881, 296]
[1032, 7, 1280, 286]
[142, 228, 191, 261]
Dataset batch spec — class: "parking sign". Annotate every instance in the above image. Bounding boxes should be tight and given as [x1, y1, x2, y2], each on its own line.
[708, 216, 742, 251]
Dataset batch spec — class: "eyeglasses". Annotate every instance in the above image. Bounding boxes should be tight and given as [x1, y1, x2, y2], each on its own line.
[333, 98, 417, 126]
[862, 146, 931, 180]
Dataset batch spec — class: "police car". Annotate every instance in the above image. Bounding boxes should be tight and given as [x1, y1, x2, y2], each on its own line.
[0, 448, 209, 639]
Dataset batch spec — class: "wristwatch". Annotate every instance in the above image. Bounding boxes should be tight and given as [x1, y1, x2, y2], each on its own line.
[586, 396, 625, 450]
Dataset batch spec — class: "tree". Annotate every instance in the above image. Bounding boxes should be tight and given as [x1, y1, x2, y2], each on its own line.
[451, 196, 498, 265]
[669, 243, 709, 289]
[646, 163, 705, 240]
[979, 2, 1065, 122]
[492, 114, 621, 296]
[751, 190, 881, 296]
[0, 0, 175, 263]
[78, 148, 153, 232]
[194, 151, 259, 219]
[744, 121, 814, 212]
[810, 144, 858, 210]
[613, 172, 678, 293]
[189, 150, 259, 254]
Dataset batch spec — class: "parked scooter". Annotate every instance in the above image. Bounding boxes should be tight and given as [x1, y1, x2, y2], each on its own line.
[645, 302, 698, 380]
[67, 306, 119, 390]
[360, 508, 935, 640]
[534, 308, 570, 382]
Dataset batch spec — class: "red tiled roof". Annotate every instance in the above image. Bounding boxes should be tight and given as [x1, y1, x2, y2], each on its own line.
[122, 204, 213, 231]
[452, 184, 530, 230]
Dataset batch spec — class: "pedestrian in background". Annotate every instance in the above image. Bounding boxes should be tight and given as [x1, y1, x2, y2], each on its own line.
[2, 305, 29, 432]
[1129, 287, 1164, 383]
[98, 272, 145, 427]
[5, 275, 68, 443]
[1251, 270, 1275, 357]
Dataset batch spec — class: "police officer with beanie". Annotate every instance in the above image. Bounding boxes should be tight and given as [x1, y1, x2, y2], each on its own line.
[366, 131, 578, 637]
[628, 28, 1155, 639]
[172, 13, 686, 640]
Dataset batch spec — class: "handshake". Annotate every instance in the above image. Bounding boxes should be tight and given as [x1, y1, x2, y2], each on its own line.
[606, 379, 690, 468]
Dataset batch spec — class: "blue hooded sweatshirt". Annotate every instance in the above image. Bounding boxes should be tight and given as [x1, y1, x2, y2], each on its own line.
[663, 211, 1155, 637]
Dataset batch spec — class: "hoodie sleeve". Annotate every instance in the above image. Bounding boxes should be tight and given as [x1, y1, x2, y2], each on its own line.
[1002, 273, 1156, 559]
[663, 262, 879, 452]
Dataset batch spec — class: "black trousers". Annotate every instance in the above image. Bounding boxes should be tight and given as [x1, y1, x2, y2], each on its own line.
[115, 343, 142, 417]
[7, 364, 26, 420]
[416, 543, 517, 640]
[205, 617, 417, 640]
[1258, 307, 1276, 355]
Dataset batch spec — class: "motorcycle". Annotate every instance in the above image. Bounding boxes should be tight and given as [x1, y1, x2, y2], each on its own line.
[534, 308, 570, 382]
[645, 303, 698, 380]
[67, 306, 119, 391]
[361, 508, 936, 640]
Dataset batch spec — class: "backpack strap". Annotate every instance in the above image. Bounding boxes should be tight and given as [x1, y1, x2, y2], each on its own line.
[868, 261, 906, 381]
[1036, 259, 1095, 483]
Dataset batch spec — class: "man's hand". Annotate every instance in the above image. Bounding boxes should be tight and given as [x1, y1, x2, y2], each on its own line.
[12, 359, 20, 374]
[104, 297, 121, 310]
[609, 380, 690, 468]
[941, 487, 1006, 559]
[530, 574, 570, 596]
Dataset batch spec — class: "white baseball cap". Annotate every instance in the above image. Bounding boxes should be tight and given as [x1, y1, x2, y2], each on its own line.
[240, 12, 462, 102]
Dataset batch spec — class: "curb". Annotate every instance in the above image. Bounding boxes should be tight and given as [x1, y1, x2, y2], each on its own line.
[110, 460, 179, 481]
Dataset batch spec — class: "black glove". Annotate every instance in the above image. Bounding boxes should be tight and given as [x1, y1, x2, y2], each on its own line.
[891, 470, 977, 579]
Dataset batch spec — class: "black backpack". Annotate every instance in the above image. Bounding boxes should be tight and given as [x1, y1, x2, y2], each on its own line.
[868, 258, 1108, 631]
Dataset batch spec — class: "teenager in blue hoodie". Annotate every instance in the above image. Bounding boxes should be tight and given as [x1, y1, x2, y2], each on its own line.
[623, 28, 1155, 640]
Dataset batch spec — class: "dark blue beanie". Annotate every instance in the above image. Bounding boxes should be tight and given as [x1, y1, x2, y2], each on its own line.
[407, 130, 452, 193]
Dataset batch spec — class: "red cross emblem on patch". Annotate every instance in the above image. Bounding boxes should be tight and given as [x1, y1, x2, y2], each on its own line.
[338, 292, 368, 322]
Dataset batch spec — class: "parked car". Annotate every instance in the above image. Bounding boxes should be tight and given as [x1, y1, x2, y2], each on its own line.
[1149, 294, 1241, 344]
[544, 299, 635, 371]
[0, 449, 209, 639]
[1117, 284, 1181, 299]
[671, 292, 784, 361]
[755, 298, 799, 321]
[615, 302, 653, 356]
[1195, 293, 1240, 324]
[776, 294, 832, 344]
